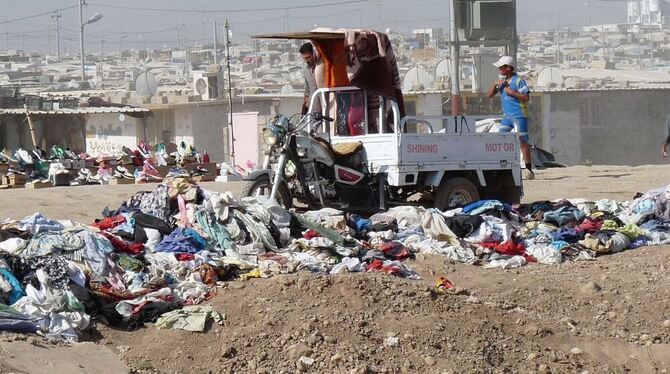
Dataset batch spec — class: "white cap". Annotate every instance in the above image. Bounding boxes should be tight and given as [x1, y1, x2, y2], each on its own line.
[493, 56, 514, 68]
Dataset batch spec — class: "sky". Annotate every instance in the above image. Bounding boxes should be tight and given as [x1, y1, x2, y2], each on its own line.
[1, 0, 628, 54]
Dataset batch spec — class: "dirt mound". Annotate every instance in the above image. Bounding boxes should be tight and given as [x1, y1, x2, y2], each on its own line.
[99, 245, 670, 373]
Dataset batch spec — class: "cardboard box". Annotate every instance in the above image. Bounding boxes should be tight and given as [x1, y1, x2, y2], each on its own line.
[8, 174, 26, 186]
[53, 173, 72, 186]
[1, 174, 26, 188]
[109, 177, 136, 185]
[26, 180, 53, 189]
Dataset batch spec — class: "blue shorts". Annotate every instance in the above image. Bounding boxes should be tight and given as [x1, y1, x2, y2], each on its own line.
[499, 117, 529, 142]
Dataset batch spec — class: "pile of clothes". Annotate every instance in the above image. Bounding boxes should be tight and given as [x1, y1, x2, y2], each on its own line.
[1, 177, 670, 341]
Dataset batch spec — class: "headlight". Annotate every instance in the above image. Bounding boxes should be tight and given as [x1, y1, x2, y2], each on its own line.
[263, 127, 279, 146]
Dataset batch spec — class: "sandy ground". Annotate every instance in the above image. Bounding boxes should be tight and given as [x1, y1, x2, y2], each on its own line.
[1, 164, 670, 373]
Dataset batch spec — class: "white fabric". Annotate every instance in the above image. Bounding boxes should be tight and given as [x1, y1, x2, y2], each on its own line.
[465, 216, 512, 243]
[422, 210, 458, 242]
[143, 228, 162, 251]
[525, 244, 562, 265]
[483, 255, 526, 269]
[330, 257, 364, 274]
[11, 269, 90, 341]
[0, 238, 28, 253]
[386, 206, 425, 230]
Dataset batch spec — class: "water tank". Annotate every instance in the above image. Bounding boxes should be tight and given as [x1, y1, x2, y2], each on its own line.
[649, 0, 660, 12]
[457, 0, 516, 41]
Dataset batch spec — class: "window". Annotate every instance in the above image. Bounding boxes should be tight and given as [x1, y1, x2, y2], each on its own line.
[579, 94, 602, 128]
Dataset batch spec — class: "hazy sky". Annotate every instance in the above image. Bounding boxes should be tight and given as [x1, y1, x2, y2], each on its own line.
[1, 0, 627, 53]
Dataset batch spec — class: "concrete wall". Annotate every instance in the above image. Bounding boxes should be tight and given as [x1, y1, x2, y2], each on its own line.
[537, 89, 670, 166]
[85, 113, 144, 157]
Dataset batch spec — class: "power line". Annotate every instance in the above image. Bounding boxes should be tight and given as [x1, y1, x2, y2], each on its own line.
[87, 0, 370, 14]
[0, 5, 78, 25]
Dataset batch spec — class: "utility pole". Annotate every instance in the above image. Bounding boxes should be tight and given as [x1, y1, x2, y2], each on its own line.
[52, 10, 61, 61]
[449, 0, 460, 116]
[225, 19, 236, 167]
[556, 8, 561, 65]
[213, 21, 218, 64]
[79, 0, 85, 82]
[99, 28, 103, 80]
[176, 24, 181, 49]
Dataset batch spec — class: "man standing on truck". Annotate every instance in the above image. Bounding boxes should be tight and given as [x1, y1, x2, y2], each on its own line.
[488, 56, 534, 180]
[300, 42, 318, 115]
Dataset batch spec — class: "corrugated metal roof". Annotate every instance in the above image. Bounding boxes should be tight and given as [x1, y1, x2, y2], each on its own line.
[0, 106, 149, 115]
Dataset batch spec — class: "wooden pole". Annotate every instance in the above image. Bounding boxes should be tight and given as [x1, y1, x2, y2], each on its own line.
[24, 104, 38, 148]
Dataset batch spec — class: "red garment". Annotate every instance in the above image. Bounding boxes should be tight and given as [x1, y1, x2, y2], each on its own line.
[366, 259, 402, 277]
[101, 232, 144, 255]
[378, 241, 410, 261]
[303, 230, 321, 240]
[175, 253, 195, 261]
[92, 215, 126, 230]
[576, 218, 603, 234]
[479, 240, 525, 256]
[480, 240, 537, 263]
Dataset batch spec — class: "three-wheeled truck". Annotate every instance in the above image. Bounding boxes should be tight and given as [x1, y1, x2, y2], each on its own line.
[242, 29, 522, 212]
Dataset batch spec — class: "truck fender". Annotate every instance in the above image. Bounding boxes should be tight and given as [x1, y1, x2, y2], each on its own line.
[242, 169, 273, 181]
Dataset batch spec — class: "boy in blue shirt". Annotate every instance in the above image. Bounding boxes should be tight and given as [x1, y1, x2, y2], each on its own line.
[487, 56, 534, 180]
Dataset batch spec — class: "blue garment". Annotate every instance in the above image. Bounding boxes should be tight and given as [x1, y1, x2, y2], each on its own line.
[0, 305, 36, 333]
[348, 214, 372, 233]
[462, 200, 504, 215]
[0, 269, 25, 304]
[632, 199, 656, 215]
[552, 228, 582, 243]
[500, 73, 530, 118]
[630, 236, 649, 249]
[550, 240, 570, 251]
[17, 213, 64, 235]
[155, 228, 207, 254]
[75, 230, 115, 276]
[499, 117, 529, 142]
[543, 206, 585, 227]
[639, 218, 670, 232]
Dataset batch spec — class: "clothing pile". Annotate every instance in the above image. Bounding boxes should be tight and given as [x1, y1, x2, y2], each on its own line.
[2, 178, 670, 341]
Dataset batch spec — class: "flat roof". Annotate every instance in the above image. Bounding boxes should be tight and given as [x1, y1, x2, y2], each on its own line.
[0, 106, 149, 115]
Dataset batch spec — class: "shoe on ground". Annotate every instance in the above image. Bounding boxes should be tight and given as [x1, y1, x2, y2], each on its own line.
[523, 169, 535, 180]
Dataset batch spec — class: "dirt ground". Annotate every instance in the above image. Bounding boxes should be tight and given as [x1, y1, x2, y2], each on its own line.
[1, 164, 670, 374]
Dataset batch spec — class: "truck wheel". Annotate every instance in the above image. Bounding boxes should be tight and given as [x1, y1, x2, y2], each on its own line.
[434, 177, 480, 210]
[241, 175, 293, 209]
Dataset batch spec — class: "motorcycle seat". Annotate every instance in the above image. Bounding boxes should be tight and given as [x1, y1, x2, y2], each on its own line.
[330, 142, 363, 157]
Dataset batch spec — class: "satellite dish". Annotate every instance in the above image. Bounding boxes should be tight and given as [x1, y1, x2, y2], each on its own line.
[402, 67, 433, 91]
[118, 113, 126, 122]
[435, 59, 450, 78]
[536, 67, 564, 88]
[135, 71, 158, 96]
[280, 84, 295, 94]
